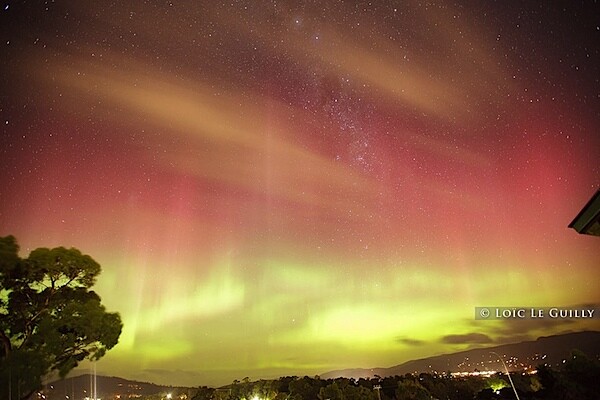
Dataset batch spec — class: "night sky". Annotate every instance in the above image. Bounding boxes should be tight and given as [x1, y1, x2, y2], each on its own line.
[1, 0, 599, 387]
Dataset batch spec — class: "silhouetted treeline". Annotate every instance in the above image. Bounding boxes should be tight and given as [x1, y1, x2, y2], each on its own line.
[191, 350, 600, 400]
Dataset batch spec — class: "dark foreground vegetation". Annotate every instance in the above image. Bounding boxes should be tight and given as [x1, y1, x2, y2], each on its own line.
[188, 350, 599, 400]
[0, 235, 122, 400]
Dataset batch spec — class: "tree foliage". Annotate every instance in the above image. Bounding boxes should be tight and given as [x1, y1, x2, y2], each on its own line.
[184, 364, 598, 400]
[536, 350, 600, 400]
[0, 235, 123, 400]
[395, 379, 430, 400]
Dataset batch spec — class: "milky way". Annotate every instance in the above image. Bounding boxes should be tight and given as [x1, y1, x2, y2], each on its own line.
[1, 1, 599, 387]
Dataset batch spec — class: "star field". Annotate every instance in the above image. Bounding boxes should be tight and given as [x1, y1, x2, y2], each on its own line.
[1, 0, 599, 387]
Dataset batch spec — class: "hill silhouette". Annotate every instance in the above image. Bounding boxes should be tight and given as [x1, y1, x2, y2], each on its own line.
[45, 374, 194, 400]
[321, 330, 600, 379]
[44, 331, 600, 397]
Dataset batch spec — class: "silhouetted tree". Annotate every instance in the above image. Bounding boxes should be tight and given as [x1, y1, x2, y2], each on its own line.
[0, 235, 122, 400]
[536, 350, 600, 399]
[193, 386, 216, 400]
[289, 376, 323, 400]
[342, 383, 377, 400]
[275, 376, 297, 395]
[318, 381, 343, 400]
[395, 379, 430, 400]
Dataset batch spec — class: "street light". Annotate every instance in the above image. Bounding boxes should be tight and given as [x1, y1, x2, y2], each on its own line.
[373, 385, 382, 400]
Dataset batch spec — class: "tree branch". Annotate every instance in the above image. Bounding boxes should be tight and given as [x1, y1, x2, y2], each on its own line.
[0, 329, 11, 357]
